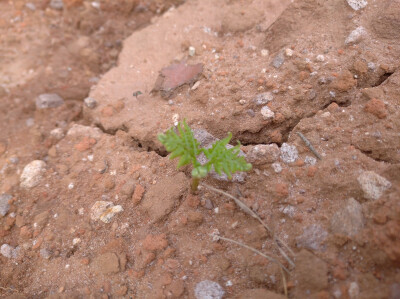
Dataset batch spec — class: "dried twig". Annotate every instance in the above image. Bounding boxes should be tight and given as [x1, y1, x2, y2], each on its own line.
[201, 183, 295, 267]
[296, 132, 322, 160]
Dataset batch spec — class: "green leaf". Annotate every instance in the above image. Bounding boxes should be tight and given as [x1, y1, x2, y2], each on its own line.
[203, 133, 252, 179]
[158, 120, 201, 170]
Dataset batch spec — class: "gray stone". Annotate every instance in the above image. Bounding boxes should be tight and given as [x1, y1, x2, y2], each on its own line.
[357, 171, 391, 200]
[271, 52, 285, 69]
[246, 144, 280, 165]
[50, 128, 64, 140]
[330, 198, 364, 237]
[296, 224, 328, 251]
[260, 106, 274, 120]
[36, 93, 64, 109]
[20, 160, 46, 188]
[84, 97, 97, 109]
[1, 244, 19, 259]
[253, 92, 273, 105]
[49, 0, 63, 10]
[345, 26, 367, 45]
[280, 143, 298, 163]
[194, 280, 224, 299]
[0, 194, 12, 217]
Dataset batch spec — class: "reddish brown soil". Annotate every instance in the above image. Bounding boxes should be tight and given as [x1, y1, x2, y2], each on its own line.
[1, 0, 399, 298]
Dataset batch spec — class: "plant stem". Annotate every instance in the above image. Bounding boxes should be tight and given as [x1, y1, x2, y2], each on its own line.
[191, 177, 200, 193]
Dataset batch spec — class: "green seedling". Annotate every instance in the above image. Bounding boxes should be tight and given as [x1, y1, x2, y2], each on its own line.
[158, 120, 252, 192]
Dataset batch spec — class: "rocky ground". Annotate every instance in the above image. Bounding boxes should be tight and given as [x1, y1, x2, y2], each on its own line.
[0, 0, 399, 298]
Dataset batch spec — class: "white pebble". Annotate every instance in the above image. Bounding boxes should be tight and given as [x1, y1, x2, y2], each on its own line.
[346, 0, 368, 11]
[261, 49, 269, 57]
[68, 183, 74, 190]
[316, 54, 325, 62]
[260, 106, 275, 120]
[280, 143, 299, 163]
[272, 162, 282, 173]
[285, 48, 294, 57]
[345, 26, 367, 45]
[188, 46, 196, 57]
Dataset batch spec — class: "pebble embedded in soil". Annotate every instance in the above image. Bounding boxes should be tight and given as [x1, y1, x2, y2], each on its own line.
[260, 106, 275, 120]
[280, 143, 298, 163]
[90, 201, 123, 223]
[357, 171, 391, 200]
[49, 0, 64, 10]
[345, 26, 367, 45]
[20, 160, 46, 189]
[194, 280, 225, 299]
[36, 93, 65, 109]
[271, 52, 285, 68]
[296, 224, 328, 251]
[0, 194, 12, 217]
[246, 144, 280, 165]
[1, 244, 19, 259]
[50, 128, 64, 140]
[253, 92, 273, 105]
[346, 0, 368, 11]
[330, 198, 364, 237]
[84, 97, 97, 109]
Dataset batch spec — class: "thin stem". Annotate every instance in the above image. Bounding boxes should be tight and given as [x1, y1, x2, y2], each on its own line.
[191, 177, 200, 193]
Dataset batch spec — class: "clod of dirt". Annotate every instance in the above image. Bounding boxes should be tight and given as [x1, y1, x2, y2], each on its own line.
[153, 62, 203, 98]
[330, 198, 364, 237]
[67, 124, 103, 140]
[36, 93, 65, 109]
[194, 280, 224, 299]
[0, 193, 12, 217]
[92, 252, 120, 274]
[294, 250, 328, 296]
[357, 171, 392, 200]
[20, 160, 46, 188]
[141, 172, 187, 223]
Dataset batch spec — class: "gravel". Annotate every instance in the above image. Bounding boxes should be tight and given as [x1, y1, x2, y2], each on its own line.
[1, 244, 19, 259]
[195, 280, 225, 299]
[36, 93, 64, 109]
[280, 143, 299, 163]
[260, 106, 275, 120]
[357, 171, 391, 200]
[346, 0, 368, 11]
[253, 92, 273, 105]
[271, 52, 285, 68]
[20, 160, 46, 189]
[0, 194, 12, 217]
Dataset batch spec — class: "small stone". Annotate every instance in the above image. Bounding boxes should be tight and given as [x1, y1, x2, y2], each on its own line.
[260, 106, 275, 120]
[247, 144, 280, 165]
[345, 26, 367, 45]
[280, 143, 298, 163]
[285, 48, 293, 57]
[84, 97, 97, 109]
[204, 199, 214, 210]
[26, 118, 35, 127]
[50, 128, 64, 140]
[36, 93, 64, 109]
[189, 46, 196, 57]
[367, 62, 376, 71]
[346, 0, 367, 11]
[348, 282, 360, 299]
[331, 198, 364, 237]
[25, 3, 36, 10]
[271, 52, 285, 68]
[304, 156, 317, 166]
[0, 194, 12, 217]
[261, 49, 269, 57]
[1, 244, 19, 258]
[364, 98, 387, 119]
[272, 162, 282, 173]
[49, 0, 64, 10]
[20, 160, 46, 188]
[194, 280, 225, 299]
[67, 124, 102, 139]
[316, 55, 325, 62]
[90, 201, 123, 223]
[40, 248, 52, 259]
[253, 92, 273, 105]
[357, 171, 391, 200]
[296, 224, 328, 251]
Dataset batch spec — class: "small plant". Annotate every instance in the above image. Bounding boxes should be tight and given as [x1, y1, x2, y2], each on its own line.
[158, 120, 252, 192]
